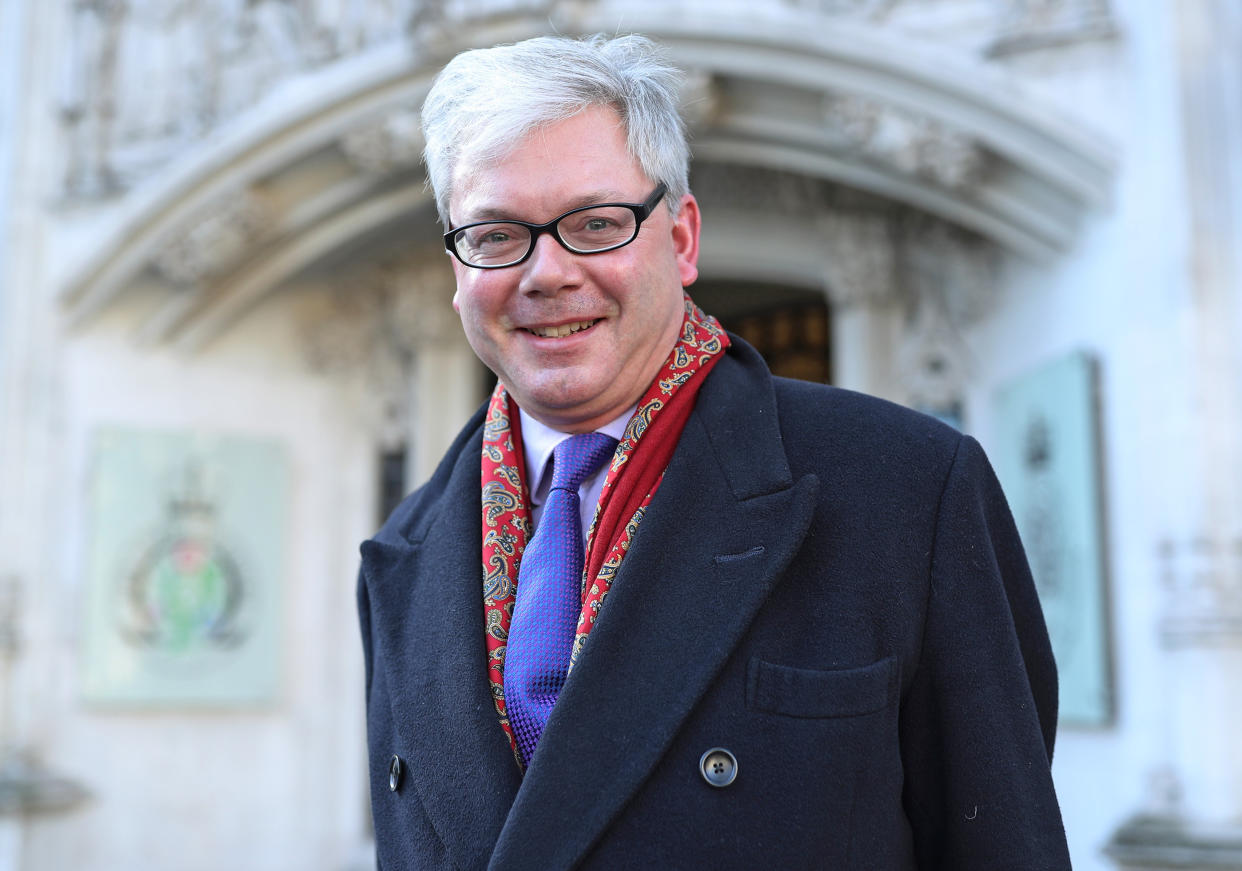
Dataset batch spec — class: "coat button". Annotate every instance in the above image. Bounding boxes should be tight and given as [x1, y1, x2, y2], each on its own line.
[389, 755, 403, 792]
[699, 747, 738, 788]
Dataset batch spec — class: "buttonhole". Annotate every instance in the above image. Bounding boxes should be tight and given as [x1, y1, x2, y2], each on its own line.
[714, 545, 765, 565]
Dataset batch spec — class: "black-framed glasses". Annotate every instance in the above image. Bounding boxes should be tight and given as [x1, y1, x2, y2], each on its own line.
[444, 183, 668, 269]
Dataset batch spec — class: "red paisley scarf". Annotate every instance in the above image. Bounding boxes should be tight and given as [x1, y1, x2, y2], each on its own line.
[480, 294, 729, 762]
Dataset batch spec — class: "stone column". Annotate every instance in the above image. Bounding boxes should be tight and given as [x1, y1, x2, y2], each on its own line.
[0, 2, 89, 860]
[895, 219, 997, 425]
[820, 211, 904, 402]
[300, 253, 479, 499]
[830, 299, 904, 401]
[407, 315, 481, 489]
[1107, 1, 1242, 866]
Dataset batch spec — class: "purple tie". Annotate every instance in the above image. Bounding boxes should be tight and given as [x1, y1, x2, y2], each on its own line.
[505, 432, 618, 768]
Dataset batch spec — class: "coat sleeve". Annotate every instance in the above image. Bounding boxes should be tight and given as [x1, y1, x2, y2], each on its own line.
[357, 566, 374, 715]
[356, 567, 388, 871]
[900, 434, 1071, 870]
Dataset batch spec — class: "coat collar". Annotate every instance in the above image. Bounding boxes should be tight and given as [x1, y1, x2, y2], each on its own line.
[360, 339, 819, 871]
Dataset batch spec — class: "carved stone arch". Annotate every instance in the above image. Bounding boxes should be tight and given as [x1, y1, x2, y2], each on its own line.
[58, 5, 1114, 358]
[688, 160, 1001, 411]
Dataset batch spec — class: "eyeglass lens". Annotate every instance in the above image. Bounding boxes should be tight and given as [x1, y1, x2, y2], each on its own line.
[453, 205, 639, 267]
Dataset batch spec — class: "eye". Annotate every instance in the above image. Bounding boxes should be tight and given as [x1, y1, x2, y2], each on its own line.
[462, 223, 525, 249]
[583, 217, 618, 232]
[561, 209, 629, 236]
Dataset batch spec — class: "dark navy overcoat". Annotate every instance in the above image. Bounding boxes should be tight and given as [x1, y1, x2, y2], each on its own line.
[358, 337, 1071, 870]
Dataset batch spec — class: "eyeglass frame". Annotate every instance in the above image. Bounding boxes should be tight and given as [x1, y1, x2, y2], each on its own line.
[442, 182, 669, 269]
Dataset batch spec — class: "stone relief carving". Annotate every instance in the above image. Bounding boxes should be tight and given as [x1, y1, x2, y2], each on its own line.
[823, 93, 987, 190]
[0, 575, 90, 815]
[298, 251, 456, 447]
[895, 216, 997, 412]
[691, 163, 886, 219]
[692, 162, 995, 412]
[59, 0, 421, 198]
[989, 0, 1117, 56]
[383, 257, 460, 349]
[151, 189, 269, 286]
[339, 109, 424, 174]
[780, 0, 900, 22]
[59, 0, 127, 197]
[1158, 536, 1242, 648]
[408, 0, 556, 52]
[895, 303, 970, 413]
[816, 212, 897, 309]
[55, 0, 1116, 199]
[899, 215, 997, 326]
[692, 163, 898, 309]
[1141, 766, 1184, 819]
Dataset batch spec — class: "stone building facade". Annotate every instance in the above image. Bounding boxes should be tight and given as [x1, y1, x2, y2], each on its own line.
[0, 0, 1239, 868]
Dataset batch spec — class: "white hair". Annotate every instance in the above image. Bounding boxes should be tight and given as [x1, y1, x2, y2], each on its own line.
[421, 34, 690, 225]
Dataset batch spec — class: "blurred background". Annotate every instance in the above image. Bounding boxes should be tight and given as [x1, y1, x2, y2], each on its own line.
[1, 0, 1240, 868]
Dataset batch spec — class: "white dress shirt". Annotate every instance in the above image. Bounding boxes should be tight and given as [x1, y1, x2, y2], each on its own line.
[519, 406, 634, 548]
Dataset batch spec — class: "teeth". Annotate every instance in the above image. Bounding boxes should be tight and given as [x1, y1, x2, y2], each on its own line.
[530, 320, 596, 338]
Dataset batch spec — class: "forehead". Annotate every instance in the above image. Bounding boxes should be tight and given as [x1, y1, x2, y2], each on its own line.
[449, 105, 649, 224]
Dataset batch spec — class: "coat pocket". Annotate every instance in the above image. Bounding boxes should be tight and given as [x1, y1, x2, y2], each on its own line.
[746, 655, 897, 719]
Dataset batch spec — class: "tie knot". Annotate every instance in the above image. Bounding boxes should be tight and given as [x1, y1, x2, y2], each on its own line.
[549, 432, 618, 492]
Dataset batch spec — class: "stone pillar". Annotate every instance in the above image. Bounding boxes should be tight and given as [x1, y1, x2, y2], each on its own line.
[1107, 1, 1242, 866]
[821, 211, 904, 402]
[895, 219, 997, 426]
[824, 212, 997, 417]
[830, 298, 903, 401]
[382, 258, 479, 490]
[410, 335, 481, 488]
[300, 252, 479, 498]
[0, 2, 89, 859]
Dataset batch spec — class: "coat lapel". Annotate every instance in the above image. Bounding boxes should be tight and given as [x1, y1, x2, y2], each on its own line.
[360, 434, 522, 871]
[489, 345, 820, 870]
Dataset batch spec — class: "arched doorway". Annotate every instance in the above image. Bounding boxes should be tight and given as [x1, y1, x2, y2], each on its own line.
[692, 280, 832, 384]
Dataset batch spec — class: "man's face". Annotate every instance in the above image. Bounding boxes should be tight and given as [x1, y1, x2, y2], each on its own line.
[448, 105, 701, 433]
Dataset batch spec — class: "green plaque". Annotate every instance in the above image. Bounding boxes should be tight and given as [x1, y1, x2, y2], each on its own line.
[993, 353, 1113, 726]
[82, 428, 288, 706]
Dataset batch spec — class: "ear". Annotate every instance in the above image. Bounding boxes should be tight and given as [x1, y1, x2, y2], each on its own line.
[670, 193, 701, 287]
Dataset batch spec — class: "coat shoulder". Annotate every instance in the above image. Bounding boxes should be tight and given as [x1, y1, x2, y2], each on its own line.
[773, 377, 962, 458]
[769, 376, 966, 499]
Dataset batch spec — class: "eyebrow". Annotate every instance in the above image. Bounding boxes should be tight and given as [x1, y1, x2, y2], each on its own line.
[462, 189, 634, 223]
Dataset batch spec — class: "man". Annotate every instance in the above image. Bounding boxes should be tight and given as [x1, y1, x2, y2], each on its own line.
[358, 34, 1070, 870]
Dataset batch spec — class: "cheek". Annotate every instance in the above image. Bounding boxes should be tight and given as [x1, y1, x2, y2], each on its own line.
[449, 261, 467, 313]
[452, 273, 490, 319]
[452, 277, 509, 341]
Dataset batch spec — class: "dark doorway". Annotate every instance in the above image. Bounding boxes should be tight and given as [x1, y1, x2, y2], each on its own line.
[691, 280, 832, 384]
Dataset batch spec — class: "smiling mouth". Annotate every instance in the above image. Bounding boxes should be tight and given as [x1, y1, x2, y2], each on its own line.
[525, 319, 600, 338]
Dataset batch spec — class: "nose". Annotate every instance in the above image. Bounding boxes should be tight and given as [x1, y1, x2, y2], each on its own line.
[518, 230, 583, 297]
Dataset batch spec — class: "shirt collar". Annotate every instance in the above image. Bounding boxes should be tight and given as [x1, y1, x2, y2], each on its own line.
[519, 406, 634, 507]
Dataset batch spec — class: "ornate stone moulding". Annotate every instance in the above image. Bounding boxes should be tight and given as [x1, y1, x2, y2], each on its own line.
[1107, 815, 1242, 871]
[663, 21, 1113, 257]
[693, 160, 995, 413]
[1157, 536, 1242, 649]
[57, 4, 1115, 351]
[987, 0, 1118, 57]
[62, 72, 438, 349]
[297, 251, 457, 447]
[150, 190, 271, 287]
